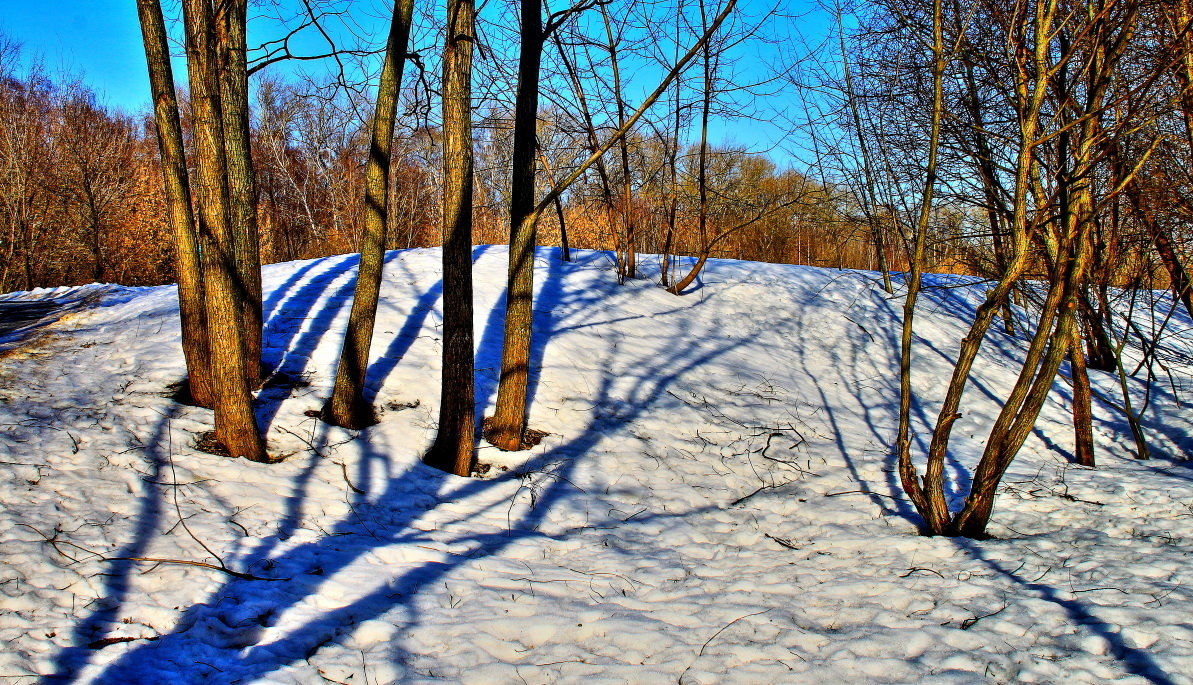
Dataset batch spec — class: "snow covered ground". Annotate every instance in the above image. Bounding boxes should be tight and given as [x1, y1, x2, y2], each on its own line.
[0, 246, 1190, 684]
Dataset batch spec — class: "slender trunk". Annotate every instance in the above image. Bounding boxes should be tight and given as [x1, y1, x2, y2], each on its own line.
[84, 185, 103, 283]
[213, 0, 262, 384]
[667, 0, 714, 297]
[661, 6, 683, 288]
[895, 0, 950, 534]
[538, 152, 570, 262]
[1123, 184, 1193, 319]
[488, 0, 545, 451]
[181, 0, 268, 462]
[1070, 323, 1095, 467]
[838, 1, 892, 293]
[601, 5, 637, 281]
[426, 0, 477, 476]
[960, 60, 1014, 332]
[323, 0, 415, 429]
[554, 195, 569, 261]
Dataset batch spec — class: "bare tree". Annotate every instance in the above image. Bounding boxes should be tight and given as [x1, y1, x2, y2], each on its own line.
[485, 0, 739, 451]
[425, 0, 480, 476]
[136, 0, 213, 407]
[322, 0, 417, 429]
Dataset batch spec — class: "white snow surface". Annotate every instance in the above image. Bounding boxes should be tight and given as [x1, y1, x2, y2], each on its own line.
[0, 246, 1190, 684]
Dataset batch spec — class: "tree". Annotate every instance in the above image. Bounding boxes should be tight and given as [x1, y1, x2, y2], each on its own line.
[179, 0, 269, 461]
[136, 0, 212, 406]
[886, 0, 1152, 537]
[322, 0, 417, 429]
[425, 0, 480, 476]
[485, 0, 739, 451]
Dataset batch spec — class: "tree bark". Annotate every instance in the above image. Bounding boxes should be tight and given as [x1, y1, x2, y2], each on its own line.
[323, 0, 416, 429]
[136, 0, 213, 408]
[214, 0, 263, 384]
[182, 0, 268, 462]
[1070, 324, 1095, 467]
[425, 0, 477, 476]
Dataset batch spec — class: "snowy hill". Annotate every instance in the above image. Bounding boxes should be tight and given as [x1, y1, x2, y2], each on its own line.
[0, 247, 1190, 683]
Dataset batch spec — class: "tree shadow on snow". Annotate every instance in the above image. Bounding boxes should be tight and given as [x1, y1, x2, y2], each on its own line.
[53, 247, 742, 684]
[954, 538, 1177, 685]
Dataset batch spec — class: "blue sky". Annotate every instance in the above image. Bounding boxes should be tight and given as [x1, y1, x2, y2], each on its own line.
[0, 1, 831, 162]
[2, 3, 152, 113]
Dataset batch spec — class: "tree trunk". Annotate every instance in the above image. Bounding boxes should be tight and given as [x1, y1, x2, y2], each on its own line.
[1070, 324, 1095, 467]
[601, 5, 637, 282]
[214, 0, 263, 384]
[895, 0, 952, 535]
[488, 0, 545, 451]
[323, 0, 415, 429]
[425, 0, 477, 476]
[181, 0, 268, 462]
[837, 1, 892, 293]
[539, 152, 570, 262]
[136, 0, 211, 410]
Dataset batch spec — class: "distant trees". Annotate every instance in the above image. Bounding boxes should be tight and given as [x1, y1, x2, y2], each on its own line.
[0, 41, 170, 294]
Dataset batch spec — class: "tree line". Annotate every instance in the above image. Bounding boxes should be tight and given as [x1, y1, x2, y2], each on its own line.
[1, 15, 964, 297]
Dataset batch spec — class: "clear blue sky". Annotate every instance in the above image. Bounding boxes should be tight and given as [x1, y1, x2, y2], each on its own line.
[1, 1, 831, 163]
[2, 3, 153, 113]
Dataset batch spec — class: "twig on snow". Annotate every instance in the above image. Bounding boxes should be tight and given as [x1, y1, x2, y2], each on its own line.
[678, 609, 772, 683]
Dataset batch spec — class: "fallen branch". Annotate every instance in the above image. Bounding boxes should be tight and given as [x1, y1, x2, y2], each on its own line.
[88, 635, 160, 650]
[900, 566, 944, 579]
[824, 489, 905, 500]
[679, 609, 772, 682]
[21, 523, 286, 582]
[730, 482, 790, 507]
[764, 533, 801, 550]
[104, 556, 287, 581]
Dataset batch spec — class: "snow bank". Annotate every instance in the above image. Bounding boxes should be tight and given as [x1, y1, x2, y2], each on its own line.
[0, 247, 1189, 683]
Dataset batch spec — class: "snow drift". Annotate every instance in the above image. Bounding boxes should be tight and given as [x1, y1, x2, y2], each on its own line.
[0, 247, 1190, 683]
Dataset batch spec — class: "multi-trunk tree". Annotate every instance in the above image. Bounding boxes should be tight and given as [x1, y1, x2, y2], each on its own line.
[885, 0, 1155, 537]
[137, 0, 268, 461]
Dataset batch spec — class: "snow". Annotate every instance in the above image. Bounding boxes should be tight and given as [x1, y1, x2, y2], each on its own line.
[0, 246, 1190, 684]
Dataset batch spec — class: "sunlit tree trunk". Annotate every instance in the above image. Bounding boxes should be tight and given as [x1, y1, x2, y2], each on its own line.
[425, 0, 478, 476]
[323, 0, 416, 429]
[214, 0, 263, 384]
[182, 0, 268, 462]
[136, 0, 213, 407]
[488, 0, 546, 451]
